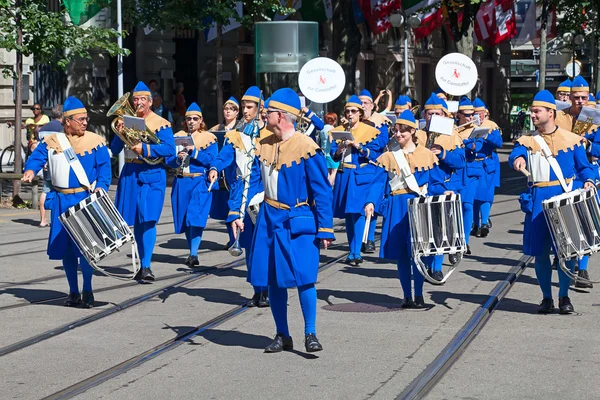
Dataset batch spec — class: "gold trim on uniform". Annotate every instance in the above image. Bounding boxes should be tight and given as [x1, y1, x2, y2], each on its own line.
[330, 122, 380, 146]
[256, 132, 319, 170]
[144, 111, 171, 133]
[175, 130, 217, 150]
[517, 127, 584, 156]
[43, 131, 106, 156]
[375, 145, 438, 174]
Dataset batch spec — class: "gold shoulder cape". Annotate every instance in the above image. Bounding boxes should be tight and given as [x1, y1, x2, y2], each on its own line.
[433, 130, 464, 152]
[331, 122, 380, 145]
[145, 111, 172, 133]
[43, 131, 106, 156]
[456, 126, 473, 141]
[256, 132, 319, 170]
[376, 145, 438, 174]
[517, 127, 583, 156]
[415, 130, 427, 147]
[368, 113, 392, 128]
[225, 126, 273, 152]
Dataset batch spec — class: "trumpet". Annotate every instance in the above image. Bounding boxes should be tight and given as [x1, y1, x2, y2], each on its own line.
[107, 93, 163, 165]
[573, 118, 595, 136]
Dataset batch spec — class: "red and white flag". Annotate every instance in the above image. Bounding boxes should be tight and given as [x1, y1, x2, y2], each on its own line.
[359, 0, 402, 35]
[474, 0, 517, 46]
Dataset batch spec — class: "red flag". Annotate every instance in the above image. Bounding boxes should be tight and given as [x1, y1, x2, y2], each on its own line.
[414, 8, 444, 39]
[359, 0, 402, 35]
[474, 0, 517, 46]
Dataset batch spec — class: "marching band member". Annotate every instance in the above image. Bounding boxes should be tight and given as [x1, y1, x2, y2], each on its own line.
[455, 97, 482, 251]
[364, 110, 447, 307]
[231, 87, 334, 353]
[331, 95, 385, 265]
[208, 96, 240, 249]
[556, 76, 597, 135]
[472, 98, 503, 237]
[358, 89, 391, 254]
[509, 90, 595, 314]
[167, 103, 217, 267]
[110, 81, 176, 281]
[421, 93, 466, 279]
[555, 79, 572, 102]
[393, 95, 411, 117]
[22, 97, 112, 308]
[208, 86, 271, 308]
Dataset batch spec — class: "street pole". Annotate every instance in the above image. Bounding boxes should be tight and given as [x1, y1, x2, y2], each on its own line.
[117, 0, 124, 175]
[404, 22, 409, 94]
[538, 0, 548, 90]
[13, 0, 23, 198]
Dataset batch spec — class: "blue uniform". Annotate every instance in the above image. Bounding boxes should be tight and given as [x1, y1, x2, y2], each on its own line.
[231, 131, 334, 336]
[365, 145, 447, 300]
[330, 121, 386, 261]
[509, 127, 594, 300]
[25, 132, 111, 294]
[110, 112, 175, 271]
[167, 130, 217, 257]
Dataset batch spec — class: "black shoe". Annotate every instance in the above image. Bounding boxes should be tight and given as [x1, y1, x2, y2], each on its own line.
[223, 241, 233, 251]
[64, 293, 82, 307]
[355, 256, 364, 265]
[466, 245, 472, 255]
[257, 290, 270, 307]
[414, 296, 426, 308]
[247, 293, 260, 307]
[488, 217, 492, 228]
[81, 291, 95, 309]
[479, 224, 490, 238]
[537, 298, 555, 314]
[432, 271, 444, 283]
[363, 240, 376, 254]
[184, 256, 193, 267]
[575, 270, 593, 289]
[141, 268, 155, 281]
[305, 333, 323, 352]
[401, 297, 415, 309]
[448, 253, 460, 266]
[345, 256, 356, 265]
[186, 255, 200, 268]
[470, 227, 480, 237]
[558, 296, 574, 314]
[264, 333, 293, 353]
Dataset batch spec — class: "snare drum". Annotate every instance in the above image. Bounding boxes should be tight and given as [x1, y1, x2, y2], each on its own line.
[543, 187, 600, 283]
[59, 188, 140, 280]
[408, 193, 467, 284]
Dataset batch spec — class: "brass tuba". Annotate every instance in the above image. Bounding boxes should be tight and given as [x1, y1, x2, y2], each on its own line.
[572, 118, 595, 136]
[107, 93, 163, 165]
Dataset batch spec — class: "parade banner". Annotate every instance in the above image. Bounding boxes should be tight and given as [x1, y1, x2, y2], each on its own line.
[298, 57, 345, 104]
[402, 0, 443, 39]
[474, 0, 517, 46]
[435, 53, 478, 96]
[359, 0, 402, 35]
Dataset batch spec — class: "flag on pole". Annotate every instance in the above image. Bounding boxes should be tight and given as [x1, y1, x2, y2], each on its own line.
[359, 0, 402, 35]
[512, 0, 556, 47]
[63, 0, 105, 25]
[402, 0, 443, 39]
[474, 0, 517, 46]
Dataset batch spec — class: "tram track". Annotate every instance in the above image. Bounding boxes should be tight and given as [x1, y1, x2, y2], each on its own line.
[42, 246, 354, 400]
[396, 254, 533, 400]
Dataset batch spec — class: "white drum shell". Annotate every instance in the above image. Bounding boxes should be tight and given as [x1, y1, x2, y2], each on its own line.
[408, 193, 467, 257]
[59, 189, 134, 266]
[542, 187, 600, 260]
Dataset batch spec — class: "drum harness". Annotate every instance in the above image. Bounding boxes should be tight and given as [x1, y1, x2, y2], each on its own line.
[532, 134, 573, 193]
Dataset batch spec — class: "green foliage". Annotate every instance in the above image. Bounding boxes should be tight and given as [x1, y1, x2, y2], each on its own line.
[0, 0, 129, 78]
[549, 0, 598, 37]
[118, 0, 295, 31]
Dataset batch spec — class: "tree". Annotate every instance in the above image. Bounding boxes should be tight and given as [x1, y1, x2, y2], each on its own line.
[549, 0, 600, 91]
[443, 0, 484, 75]
[127, 0, 294, 123]
[0, 0, 128, 199]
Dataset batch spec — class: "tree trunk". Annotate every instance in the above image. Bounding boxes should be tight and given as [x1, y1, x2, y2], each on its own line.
[455, 25, 474, 97]
[13, 0, 23, 199]
[216, 23, 224, 123]
[331, 0, 361, 113]
[538, 0, 548, 91]
[493, 41, 512, 142]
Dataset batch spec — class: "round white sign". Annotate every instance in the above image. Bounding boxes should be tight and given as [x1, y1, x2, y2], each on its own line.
[298, 57, 345, 104]
[434, 53, 478, 96]
[565, 60, 581, 78]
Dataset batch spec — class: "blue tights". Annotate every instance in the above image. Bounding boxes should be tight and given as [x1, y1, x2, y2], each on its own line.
[534, 254, 576, 299]
[397, 259, 424, 299]
[473, 200, 492, 227]
[579, 255, 589, 271]
[463, 202, 473, 245]
[345, 213, 366, 259]
[244, 247, 264, 295]
[184, 226, 204, 257]
[423, 255, 444, 273]
[134, 219, 157, 269]
[268, 284, 317, 336]
[63, 244, 93, 294]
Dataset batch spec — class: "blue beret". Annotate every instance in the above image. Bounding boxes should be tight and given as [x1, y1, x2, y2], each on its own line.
[186, 102, 202, 116]
[132, 81, 151, 97]
[358, 89, 373, 101]
[63, 96, 86, 117]
[224, 96, 239, 108]
[242, 86, 263, 104]
[268, 88, 301, 116]
[424, 93, 442, 110]
[556, 79, 572, 93]
[396, 109, 417, 129]
[532, 90, 556, 110]
[571, 76, 589, 92]
[458, 96, 474, 111]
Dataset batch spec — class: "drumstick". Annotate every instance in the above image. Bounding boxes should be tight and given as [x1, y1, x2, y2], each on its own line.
[208, 180, 215, 192]
[362, 214, 371, 244]
[519, 167, 531, 177]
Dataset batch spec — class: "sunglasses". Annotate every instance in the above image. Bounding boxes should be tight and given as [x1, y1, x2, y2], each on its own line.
[186, 117, 201, 121]
[266, 109, 280, 114]
[461, 113, 474, 117]
[345, 109, 359, 114]
[31, 107, 41, 111]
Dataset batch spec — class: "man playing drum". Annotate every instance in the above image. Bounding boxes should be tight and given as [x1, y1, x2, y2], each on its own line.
[22, 97, 112, 308]
[509, 90, 595, 314]
[110, 81, 176, 282]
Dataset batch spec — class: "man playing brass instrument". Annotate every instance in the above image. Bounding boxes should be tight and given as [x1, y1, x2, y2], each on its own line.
[556, 76, 598, 135]
[110, 81, 176, 281]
